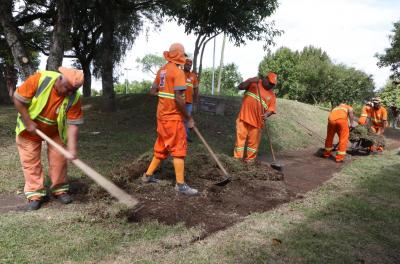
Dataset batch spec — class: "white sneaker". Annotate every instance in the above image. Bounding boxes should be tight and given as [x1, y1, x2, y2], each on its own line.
[175, 183, 199, 196]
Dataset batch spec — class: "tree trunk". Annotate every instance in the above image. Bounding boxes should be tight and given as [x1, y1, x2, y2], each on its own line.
[4, 64, 18, 102]
[82, 62, 92, 97]
[0, 65, 10, 104]
[99, 0, 116, 112]
[192, 35, 202, 73]
[0, 0, 34, 79]
[46, 0, 72, 71]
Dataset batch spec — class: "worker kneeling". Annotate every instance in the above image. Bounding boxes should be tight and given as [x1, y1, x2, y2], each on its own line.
[234, 72, 277, 163]
[323, 103, 355, 162]
[142, 43, 198, 196]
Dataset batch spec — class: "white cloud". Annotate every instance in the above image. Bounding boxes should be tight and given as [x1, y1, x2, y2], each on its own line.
[45, 0, 400, 90]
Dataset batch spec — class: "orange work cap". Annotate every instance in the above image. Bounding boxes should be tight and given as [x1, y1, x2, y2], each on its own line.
[58, 67, 84, 90]
[266, 72, 277, 85]
[163, 43, 186, 65]
[185, 58, 193, 65]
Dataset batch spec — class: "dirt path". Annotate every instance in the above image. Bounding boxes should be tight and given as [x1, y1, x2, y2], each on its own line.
[260, 148, 343, 195]
[1, 129, 399, 239]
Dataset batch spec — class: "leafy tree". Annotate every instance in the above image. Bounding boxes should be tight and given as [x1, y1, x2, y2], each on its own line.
[136, 54, 166, 75]
[376, 20, 400, 80]
[259, 46, 375, 106]
[166, 0, 281, 79]
[325, 64, 374, 107]
[199, 63, 242, 95]
[258, 47, 299, 98]
[115, 80, 152, 94]
[378, 80, 400, 107]
[69, 0, 102, 97]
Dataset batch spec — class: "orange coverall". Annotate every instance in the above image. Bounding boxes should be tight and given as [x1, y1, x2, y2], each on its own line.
[358, 105, 372, 125]
[370, 106, 388, 135]
[184, 71, 199, 104]
[234, 79, 276, 162]
[15, 73, 83, 200]
[324, 104, 352, 162]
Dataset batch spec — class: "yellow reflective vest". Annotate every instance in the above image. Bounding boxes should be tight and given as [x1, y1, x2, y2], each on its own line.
[15, 71, 81, 144]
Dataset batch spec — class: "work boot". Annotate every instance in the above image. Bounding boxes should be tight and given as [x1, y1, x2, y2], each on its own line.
[26, 199, 42, 211]
[335, 154, 345, 163]
[322, 150, 331, 158]
[175, 183, 199, 196]
[56, 193, 73, 204]
[141, 173, 159, 183]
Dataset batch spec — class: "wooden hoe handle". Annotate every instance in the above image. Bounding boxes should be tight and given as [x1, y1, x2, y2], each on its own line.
[193, 126, 229, 177]
[36, 129, 139, 208]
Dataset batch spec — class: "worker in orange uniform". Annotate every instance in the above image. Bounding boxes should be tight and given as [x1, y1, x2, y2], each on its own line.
[13, 67, 84, 211]
[142, 43, 198, 196]
[322, 103, 355, 162]
[358, 101, 373, 125]
[183, 58, 199, 142]
[369, 97, 388, 152]
[234, 72, 277, 163]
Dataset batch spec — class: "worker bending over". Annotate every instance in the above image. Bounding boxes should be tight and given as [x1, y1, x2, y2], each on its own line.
[234, 72, 277, 163]
[13, 67, 84, 210]
[323, 103, 355, 162]
[183, 58, 199, 142]
[358, 101, 373, 125]
[143, 43, 198, 196]
[369, 97, 388, 152]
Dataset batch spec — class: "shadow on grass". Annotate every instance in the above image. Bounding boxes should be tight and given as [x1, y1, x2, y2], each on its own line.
[224, 154, 400, 263]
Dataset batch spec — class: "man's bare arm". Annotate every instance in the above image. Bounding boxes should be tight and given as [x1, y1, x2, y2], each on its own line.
[238, 77, 259, 90]
[149, 83, 158, 96]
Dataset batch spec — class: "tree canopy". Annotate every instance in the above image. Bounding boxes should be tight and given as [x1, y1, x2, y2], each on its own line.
[259, 46, 375, 107]
[199, 63, 243, 95]
[166, 0, 281, 78]
[376, 20, 400, 80]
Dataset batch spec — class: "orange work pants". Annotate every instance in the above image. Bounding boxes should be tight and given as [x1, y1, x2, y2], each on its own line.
[153, 119, 187, 159]
[325, 119, 349, 157]
[234, 119, 262, 162]
[16, 135, 68, 200]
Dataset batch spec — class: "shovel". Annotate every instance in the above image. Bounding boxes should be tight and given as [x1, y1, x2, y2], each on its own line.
[193, 126, 232, 186]
[264, 125, 283, 171]
[35, 129, 140, 210]
[255, 83, 284, 171]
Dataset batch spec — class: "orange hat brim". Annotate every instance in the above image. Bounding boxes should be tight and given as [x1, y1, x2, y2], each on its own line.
[163, 51, 186, 65]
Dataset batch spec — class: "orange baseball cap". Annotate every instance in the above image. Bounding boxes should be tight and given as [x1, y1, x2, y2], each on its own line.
[58, 67, 84, 90]
[266, 72, 277, 85]
[163, 43, 186, 65]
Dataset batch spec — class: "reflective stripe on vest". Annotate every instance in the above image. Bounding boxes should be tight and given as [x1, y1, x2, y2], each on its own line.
[158, 91, 175, 99]
[244, 91, 268, 110]
[371, 117, 383, 123]
[36, 115, 57, 125]
[332, 107, 349, 113]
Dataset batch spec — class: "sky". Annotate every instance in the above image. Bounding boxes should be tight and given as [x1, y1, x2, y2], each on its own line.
[48, 0, 400, 90]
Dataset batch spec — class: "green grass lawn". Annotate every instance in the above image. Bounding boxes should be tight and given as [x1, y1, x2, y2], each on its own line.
[1, 94, 399, 263]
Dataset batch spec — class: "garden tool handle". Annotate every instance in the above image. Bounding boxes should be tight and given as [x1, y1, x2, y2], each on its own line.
[256, 83, 276, 161]
[35, 129, 139, 209]
[193, 126, 229, 177]
[264, 126, 276, 162]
